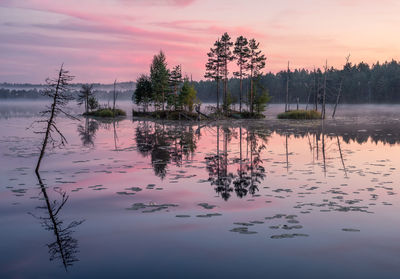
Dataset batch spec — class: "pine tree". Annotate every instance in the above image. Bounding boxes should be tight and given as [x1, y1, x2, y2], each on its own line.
[205, 39, 223, 111]
[77, 84, 94, 115]
[150, 50, 170, 112]
[220, 32, 234, 112]
[233, 36, 250, 113]
[246, 39, 266, 114]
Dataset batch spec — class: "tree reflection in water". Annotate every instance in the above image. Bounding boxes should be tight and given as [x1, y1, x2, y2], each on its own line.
[31, 173, 84, 271]
[206, 125, 268, 201]
[77, 117, 99, 147]
[133, 120, 384, 201]
[205, 126, 234, 201]
[135, 121, 197, 179]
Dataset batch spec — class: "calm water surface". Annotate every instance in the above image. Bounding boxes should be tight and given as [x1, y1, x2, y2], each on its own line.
[1, 101, 400, 278]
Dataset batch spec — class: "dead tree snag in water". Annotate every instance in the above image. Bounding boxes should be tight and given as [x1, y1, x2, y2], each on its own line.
[35, 64, 76, 173]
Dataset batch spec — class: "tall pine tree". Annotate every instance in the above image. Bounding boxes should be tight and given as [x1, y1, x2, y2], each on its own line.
[233, 36, 250, 113]
[205, 39, 223, 111]
[246, 39, 266, 114]
[220, 32, 234, 112]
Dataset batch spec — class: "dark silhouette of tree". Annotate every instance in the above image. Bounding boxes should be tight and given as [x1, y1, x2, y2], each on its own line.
[205, 39, 223, 111]
[169, 65, 183, 110]
[134, 74, 153, 112]
[233, 36, 250, 113]
[77, 84, 94, 115]
[150, 51, 170, 112]
[220, 33, 234, 112]
[246, 39, 266, 114]
[35, 64, 76, 173]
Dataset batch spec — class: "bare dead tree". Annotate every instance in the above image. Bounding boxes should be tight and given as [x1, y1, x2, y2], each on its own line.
[35, 64, 76, 173]
[321, 60, 328, 119]
[113, 79, 119, 116]
[285, 61, 290, 112]
[332, 54, 350, 118]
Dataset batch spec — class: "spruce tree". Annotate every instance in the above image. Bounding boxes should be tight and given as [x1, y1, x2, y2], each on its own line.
[150, 51, 170, 112]
[205, 39, 223, 111]
[246, 39, 266, 114]
[169, 65, 183, 110]
[233, 36, 250, 113]
[77, 84, 94, 115]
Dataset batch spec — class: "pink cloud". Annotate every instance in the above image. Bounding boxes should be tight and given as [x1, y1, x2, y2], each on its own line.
[119, 0, 196, 7]
[1, 0, 399, 83]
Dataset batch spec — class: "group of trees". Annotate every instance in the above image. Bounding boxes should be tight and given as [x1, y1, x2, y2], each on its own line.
[134, 51, 198, 113]
[195, 59, 400, 105]
[204, 32, 269, 114]
[77, 84, 98, 114]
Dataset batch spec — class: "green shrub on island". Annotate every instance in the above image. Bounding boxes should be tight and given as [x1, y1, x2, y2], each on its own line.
[85, 108, 126, 118]
[277, 110, 321, 120]
[132, 109, 199, 120]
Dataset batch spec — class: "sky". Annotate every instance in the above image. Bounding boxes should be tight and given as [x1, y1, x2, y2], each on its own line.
[0, 0, 400, 83]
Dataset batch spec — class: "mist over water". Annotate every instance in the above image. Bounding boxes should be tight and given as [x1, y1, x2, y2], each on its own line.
[1, 102, 400, 278]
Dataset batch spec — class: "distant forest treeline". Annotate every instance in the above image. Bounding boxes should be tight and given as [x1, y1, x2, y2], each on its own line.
[0, 82, 134, 100]
[2, 60, 400, 103]
[194, 60, 400, 104]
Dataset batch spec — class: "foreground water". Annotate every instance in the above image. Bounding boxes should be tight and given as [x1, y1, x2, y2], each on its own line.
[1, 101, 400, 278]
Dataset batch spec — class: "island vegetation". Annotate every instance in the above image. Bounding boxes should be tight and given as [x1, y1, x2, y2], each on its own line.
[277, 110, 321, 119]
[132, 32, 271, 120]
[77, 80, 127, 118]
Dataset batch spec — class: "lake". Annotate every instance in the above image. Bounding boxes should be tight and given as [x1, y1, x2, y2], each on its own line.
[1, 101, 400, 278]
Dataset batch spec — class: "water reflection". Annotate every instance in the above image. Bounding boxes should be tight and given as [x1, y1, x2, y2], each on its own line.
[135, 121, 197, 179]
[77, 117, 99, 147]
[205, 126, 268, 200]
[132, 119, 400, 202]
[31, 173, 84, 270]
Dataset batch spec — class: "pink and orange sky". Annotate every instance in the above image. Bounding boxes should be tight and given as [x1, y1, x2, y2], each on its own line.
[1, 0, 399, 83]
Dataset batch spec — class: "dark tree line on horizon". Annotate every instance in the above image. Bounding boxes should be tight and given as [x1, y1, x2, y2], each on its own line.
[3, 59, 400, 105]
[196, 59, 400, 104]
[0, 88, 133, 100]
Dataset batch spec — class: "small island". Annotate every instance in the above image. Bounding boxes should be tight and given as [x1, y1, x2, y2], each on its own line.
[132, 33, 270, 120]
[277, 110, 321, 119]
[77, 83, 127, 118]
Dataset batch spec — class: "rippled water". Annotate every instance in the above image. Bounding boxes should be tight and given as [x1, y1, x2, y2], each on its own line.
[1, 101, 400, 278]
